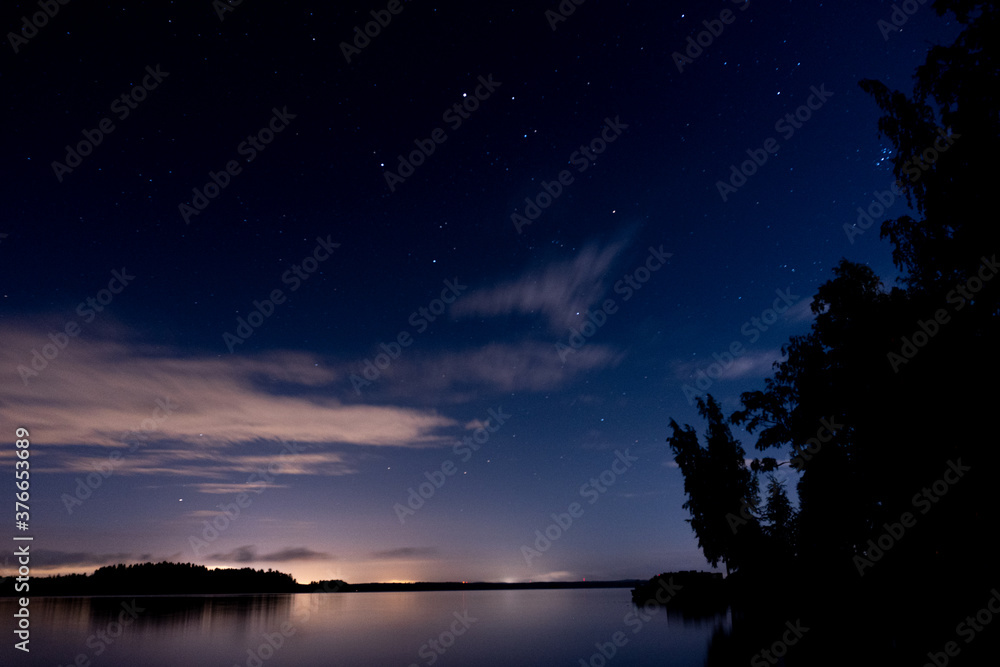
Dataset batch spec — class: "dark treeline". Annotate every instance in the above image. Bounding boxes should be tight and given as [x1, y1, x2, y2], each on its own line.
[665, 1, 998, 665]
[631, 571, 727, 616]
[1, 561, 347, 596]
[0, 561, 646, 596]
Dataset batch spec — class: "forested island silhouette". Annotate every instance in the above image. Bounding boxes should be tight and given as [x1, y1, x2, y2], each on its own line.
[1, 562, 342, 596]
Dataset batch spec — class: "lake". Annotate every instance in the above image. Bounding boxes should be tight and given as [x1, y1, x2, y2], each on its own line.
[3, 588, 730, 666]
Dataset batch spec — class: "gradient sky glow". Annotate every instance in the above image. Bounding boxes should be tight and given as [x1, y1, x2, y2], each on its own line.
[0, 0, 962, 585]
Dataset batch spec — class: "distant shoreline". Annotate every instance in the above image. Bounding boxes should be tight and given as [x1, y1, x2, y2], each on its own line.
[3, 562, 658, 597]
[2, 579, 646, 598]
[337, 580, 645, 593]
[6, 563, 732, 598]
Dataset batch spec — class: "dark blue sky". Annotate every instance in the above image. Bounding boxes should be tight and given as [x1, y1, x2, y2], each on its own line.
[1, 0, 962, 583]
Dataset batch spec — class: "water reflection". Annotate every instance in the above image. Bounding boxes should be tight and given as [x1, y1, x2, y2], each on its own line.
[5, 589, 730, 666]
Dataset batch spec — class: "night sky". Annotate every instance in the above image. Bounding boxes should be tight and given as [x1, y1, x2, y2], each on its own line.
[1, 1, 963, 585]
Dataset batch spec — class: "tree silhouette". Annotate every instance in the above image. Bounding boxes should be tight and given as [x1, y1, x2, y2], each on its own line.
[729, 0, 999, 581]
[729, 259, 917, 575]
[0, 561, 342, 596]
[859, 1, 999, 300]
[675, 3, 999, 661]
[760, 475, 796, 565]
[667, 395, 759, 575]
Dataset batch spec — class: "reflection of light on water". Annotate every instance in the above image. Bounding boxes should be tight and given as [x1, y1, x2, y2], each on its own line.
[8, 588, 727, 665]
[290, 590, 320, 623]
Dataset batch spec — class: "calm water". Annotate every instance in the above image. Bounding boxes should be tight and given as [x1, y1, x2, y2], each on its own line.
[3, 588, 729, 666]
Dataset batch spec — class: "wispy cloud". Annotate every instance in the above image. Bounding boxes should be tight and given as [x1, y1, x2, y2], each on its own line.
[370, 342, 624, 403]
[180, 481, 291, 495]
[671, 348, 786, 382]
[452, 240, 627, 332]
[369, 547, 438, 560]
[206, 545, 332, 563]
[0, 321, 458, 454]
[1, 317, 625, 484]
[786, 295, 819, 323]
[29, 549, 153, 569]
